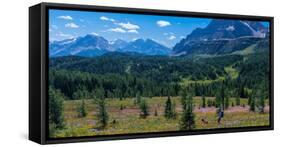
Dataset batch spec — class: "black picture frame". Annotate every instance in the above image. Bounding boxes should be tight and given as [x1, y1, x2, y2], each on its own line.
[29, 2, 274, 144]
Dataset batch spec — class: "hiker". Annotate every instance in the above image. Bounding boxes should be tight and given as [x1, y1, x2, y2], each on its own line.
[217, 108, 224, 124]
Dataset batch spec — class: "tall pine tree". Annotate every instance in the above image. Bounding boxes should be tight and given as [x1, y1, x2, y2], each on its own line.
[165, 96, 176, 119]
[249, 91, 256, 112]
[180, 89, 195, 130]
[93, 87, 108, 129]
[257, 88, 265, 113]
[235, 96, 240, 106]
[139, 98, 149, 118]
[96, 97, 108, 128]
[77, 99, 87, 117]
[201, 95, 206, 108]
[49, 86, 65, 129]
[225, 96, 229, 110]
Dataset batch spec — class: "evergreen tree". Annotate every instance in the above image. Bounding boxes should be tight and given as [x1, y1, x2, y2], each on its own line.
[77, 99, 87, 117]
[249, 91, 256, 112]
[215, 92, 221, 108]
[93, 87, 108, 128]
[235, 96, 240, 106]
[180, 90, 195, 130]
[171, 100, 177, 119]
[95, 88, 105, 99]
[258, 95, 265, 113]
[154, 108, 158, 116]
[133, 98, 137, 106]
[207, 99, 212, 107]
[225, 96, 230, 110]
[181, 89, 187, 110]
[234, 88, 240, 106]
[73, 90, 82, 100]
[96, 98, 108, 128]
[49, 86, 65, 129]
[136, 92, 141, 104]
[202, 95, 206, 108]
[120, 104, 124, 110]
[240, 84, 246, 98]
[257, 89, 265, 113]
[248, 94, 252, 105]
[165, 96, 173, 118]
[139, 98, 149, 118]
[220, 84, 225, 110]
[73, 87, 90, 100]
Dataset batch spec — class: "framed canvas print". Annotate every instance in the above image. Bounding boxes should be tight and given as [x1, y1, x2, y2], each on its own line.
[29, 2, 274, 144]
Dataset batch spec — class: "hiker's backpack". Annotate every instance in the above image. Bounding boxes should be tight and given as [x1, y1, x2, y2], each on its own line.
[220, 111, 224, 118]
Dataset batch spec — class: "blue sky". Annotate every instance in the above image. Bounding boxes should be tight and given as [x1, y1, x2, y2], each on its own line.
[49, 9, 269, 47]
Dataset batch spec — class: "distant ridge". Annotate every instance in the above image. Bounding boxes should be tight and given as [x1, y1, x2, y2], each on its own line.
[172, 19, 269, 56]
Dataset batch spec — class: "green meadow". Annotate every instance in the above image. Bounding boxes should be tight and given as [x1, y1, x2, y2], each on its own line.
[50, 96, 270, 138]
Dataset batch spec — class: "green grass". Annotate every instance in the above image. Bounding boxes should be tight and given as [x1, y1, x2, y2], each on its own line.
[180, 63, 239, 85]
[224, 66, 239, 79]
[180, 77, 225, 85]
[50, 97, 270, 138]
[232, 44, 257, 55]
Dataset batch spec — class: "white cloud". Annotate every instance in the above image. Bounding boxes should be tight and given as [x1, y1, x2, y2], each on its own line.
[56, 32, 73, 38]
[168, 35, 176, 40]
[100, 16, 115, 22]
[164, 32, 175, 36]
[107, 27, 138, 34]
[100, 16, 108, 20]
[127, 29, 138, 34]
[226, 25, 235, 31]
[58, 15, 73, 20]
[107, 28, 126, 33]
[117, 22, 140, 30]
[157, 20, 171, 27]
[65, 23, 79, 28]
[180, 36, 185, 39]
[91, 32, 99, 36]
[100, 17, 140, 33]
[100, 17, 140, 34]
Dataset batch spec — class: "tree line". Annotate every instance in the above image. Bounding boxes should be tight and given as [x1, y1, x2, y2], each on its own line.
[49, 53, 269, 101]
[49, 68, 268, 102]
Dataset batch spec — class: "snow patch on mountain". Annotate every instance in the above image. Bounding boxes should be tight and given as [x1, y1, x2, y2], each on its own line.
[240, 21, 266, 38]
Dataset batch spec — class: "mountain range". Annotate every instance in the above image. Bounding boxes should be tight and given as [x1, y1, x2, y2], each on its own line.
[49, 19, 269, 57]
[49, 34, 113, 57]
[118, 39, 171, 55]
[50, 34, 171, 57]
